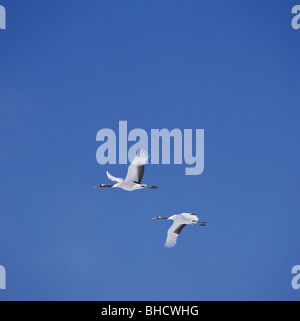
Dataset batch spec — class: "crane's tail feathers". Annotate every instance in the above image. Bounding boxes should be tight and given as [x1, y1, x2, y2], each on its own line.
[135, 183, 158, 189]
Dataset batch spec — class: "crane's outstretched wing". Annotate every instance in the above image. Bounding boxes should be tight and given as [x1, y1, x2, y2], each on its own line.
[124, 149, 148, 184]
[165, 222, 187, 248]
[106, 171, 123, 182]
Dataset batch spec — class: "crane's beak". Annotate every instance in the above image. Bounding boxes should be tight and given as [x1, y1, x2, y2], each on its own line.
[152, 216, 168, 220]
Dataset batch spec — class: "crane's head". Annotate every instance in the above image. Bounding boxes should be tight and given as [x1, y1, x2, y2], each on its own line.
[152, 216, 168, 220]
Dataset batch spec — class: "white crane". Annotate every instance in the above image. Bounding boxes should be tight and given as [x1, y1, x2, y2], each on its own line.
[94, 149, 158, 191]
[153, 213, 207, 248]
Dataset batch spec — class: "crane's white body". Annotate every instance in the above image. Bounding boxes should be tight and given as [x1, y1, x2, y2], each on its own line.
[95, 150, 157, 191]
[110, 179, 146, 191]
[153, 213, 206, 248]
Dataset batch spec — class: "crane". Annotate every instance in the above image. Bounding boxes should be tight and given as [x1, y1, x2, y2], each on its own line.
[94, 149, 158, 191]
[153, 213, 206, 248]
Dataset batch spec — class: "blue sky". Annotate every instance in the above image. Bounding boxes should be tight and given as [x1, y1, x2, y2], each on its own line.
[0, 0, 299, 300]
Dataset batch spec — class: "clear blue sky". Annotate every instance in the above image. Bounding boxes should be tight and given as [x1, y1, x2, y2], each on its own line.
[0, 0, 299, 300]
